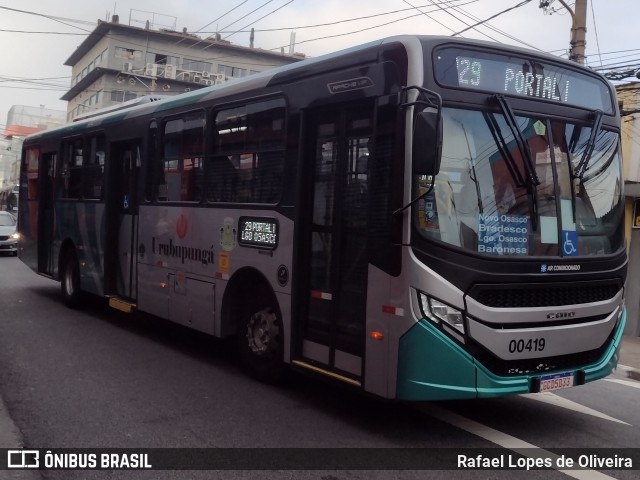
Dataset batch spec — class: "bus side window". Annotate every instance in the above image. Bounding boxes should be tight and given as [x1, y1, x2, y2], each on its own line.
[256, 152, 283, 203]
[160, 112, 205, 202]
[206, 155, 238, 202]
[190, 158, 204, 201]
[84, 136, 105, 200]
[213, 97, 286, 204]
[60, 138, 84, 199]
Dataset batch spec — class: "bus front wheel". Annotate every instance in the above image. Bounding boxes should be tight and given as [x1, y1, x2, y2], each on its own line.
[237, 294, 285, 384]
[61, 250, 81, 308]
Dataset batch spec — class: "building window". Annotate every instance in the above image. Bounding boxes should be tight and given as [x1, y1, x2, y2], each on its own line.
[115, 47, 143, 60]
[145, 52, 179, 66]
[183, 59, 213, 73]
[217, 64, 250, 78]
[111, 90, 137, 103]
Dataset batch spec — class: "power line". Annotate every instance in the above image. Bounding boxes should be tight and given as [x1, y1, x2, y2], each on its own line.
[193, 0, 250, 34]
[453, 0, 533, 36]
[217, 0, 276, 38]
[265, 7, 459, 53]
[422, 0, 503, 43]
[400, 0, 457, 35]
[438, 0, 543, 51]
[0, 5, 94, 33]
[223, 0, 296, 42]
[0, 29, 87, 35]
[193, 0, 477, 35]
[589, 0, 603, 67]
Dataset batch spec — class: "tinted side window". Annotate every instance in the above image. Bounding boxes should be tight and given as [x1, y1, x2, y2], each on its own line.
[209, 98, 285, 204]
[58, 136, 105, 200]
[59, 138, 84, 199]
[159, 112, 205, 202]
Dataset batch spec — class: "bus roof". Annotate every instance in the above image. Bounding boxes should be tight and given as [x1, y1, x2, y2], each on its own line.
[24, 35, 611, 143]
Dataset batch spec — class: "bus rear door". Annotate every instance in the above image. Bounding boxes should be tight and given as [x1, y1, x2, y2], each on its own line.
[106, 140, 140, 304]
[37, 152, 56, 275]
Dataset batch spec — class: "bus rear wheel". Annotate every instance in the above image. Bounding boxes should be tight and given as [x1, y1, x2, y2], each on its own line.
[237, 295, 285, 383]
[61, 250, 81, 308]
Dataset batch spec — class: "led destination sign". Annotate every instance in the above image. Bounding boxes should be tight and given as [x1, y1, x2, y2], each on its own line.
[238, 216, 279, 249]
[433, 47, 613, 113]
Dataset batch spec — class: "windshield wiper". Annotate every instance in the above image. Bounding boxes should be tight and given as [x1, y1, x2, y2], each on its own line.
[491, 95, 540, 230]
[493, 94, 540, 187]
[574, 110, 603, 180]
[484, 112, 527, 189]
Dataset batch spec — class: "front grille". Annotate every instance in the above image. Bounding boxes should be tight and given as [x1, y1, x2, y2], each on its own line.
[469, 281, 621, 308]
[0, 236, 8, 241]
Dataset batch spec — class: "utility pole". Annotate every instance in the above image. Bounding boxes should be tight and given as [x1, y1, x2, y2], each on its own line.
[570, 0, 588, 64]
[541, 0, 588, 64]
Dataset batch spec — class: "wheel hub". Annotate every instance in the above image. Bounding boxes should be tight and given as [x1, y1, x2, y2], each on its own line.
[246, 308, 279, 355]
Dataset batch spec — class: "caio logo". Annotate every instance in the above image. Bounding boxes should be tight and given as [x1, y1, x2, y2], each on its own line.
[176, 214, 188, 239]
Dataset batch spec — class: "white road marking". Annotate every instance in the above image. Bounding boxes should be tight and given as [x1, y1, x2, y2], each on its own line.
[604, 378, 640, 390]
[520, 392, 630, 425]
[419, 403, 617, 480]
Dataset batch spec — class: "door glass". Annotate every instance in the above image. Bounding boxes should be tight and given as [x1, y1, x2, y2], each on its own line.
[305, 105, 373, 360]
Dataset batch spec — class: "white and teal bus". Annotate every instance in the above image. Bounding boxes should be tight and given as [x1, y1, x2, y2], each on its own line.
[18, 35, 626, 400]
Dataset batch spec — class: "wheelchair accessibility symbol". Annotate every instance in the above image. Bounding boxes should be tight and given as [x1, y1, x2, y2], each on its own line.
[562, 230, 577, 256]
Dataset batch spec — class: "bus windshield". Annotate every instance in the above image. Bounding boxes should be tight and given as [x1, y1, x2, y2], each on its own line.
[414, 107, 624, 257]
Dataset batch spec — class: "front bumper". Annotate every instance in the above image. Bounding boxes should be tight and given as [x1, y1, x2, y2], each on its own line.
[396, 307, 626, 401]
[0, 240, 17, 254]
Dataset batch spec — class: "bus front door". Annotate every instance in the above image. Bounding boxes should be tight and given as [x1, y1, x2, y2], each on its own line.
[106, 141, 140, 301]
[297, 103, 373, 384]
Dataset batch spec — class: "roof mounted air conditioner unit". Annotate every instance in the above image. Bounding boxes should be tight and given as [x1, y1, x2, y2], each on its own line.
[202, 71, 211, 79]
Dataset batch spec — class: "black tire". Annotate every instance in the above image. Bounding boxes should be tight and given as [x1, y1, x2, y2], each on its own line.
[237, 291, 286, 384]
[60, 250, 82, 308]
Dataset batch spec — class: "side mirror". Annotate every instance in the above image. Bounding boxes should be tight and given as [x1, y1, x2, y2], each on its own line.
[412, 110, 442, 176]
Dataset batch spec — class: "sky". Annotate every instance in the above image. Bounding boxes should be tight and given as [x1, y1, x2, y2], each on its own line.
[1, 0, 639, 129]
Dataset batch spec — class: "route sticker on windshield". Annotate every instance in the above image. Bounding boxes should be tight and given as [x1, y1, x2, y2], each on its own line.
[477, 213, 529, 255]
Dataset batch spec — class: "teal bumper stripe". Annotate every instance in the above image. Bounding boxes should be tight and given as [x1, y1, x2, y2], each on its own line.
[396, 308, 626, 401]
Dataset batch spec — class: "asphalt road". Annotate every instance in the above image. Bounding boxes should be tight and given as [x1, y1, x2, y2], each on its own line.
[0, 255, 639, 480]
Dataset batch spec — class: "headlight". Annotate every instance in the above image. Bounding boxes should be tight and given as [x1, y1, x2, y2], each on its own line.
[418, 292, 465, 335]
[10, 233, 19, 240]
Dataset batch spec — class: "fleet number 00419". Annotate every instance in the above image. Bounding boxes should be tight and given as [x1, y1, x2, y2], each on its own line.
[508, 338, 545, 353]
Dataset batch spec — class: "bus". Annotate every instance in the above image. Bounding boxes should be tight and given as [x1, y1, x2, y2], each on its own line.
[18, 35, 626, 400]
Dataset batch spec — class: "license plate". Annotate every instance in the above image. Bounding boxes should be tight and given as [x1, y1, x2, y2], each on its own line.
[539, 372, 574, 392]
